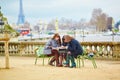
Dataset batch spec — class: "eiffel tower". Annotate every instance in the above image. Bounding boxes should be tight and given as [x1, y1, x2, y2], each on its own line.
[17, 0, 25, 25]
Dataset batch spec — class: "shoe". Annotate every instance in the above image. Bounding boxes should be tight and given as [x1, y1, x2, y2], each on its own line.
[63, 63, 69, 65]
[69, 66, 76, 68]
[48, 63, 54, 66]
[56, 64, 63, 67]
[64, 64, 69, 67]
[63, 62, 67, 65]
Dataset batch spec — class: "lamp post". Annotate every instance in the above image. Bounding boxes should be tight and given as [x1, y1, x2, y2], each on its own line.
[30, 28, 32, 41]
[82, 23, 85, 42]
[112, 19, 115, 42]
[82, 28, 85, 42]
[55, 18, 59, 33]
[0, 7, 10, 69]
[112, 28, 115, 41]
[73, 27, 76, 38]
[39, 20, 43, 40]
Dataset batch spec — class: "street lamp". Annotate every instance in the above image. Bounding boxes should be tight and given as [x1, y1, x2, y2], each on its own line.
[71, 27, 76, 38]
[112, 28, 115, 41]
[82, 28, 85, 41]
[0, 7, 10, 69]
[73, 27, 76, 38]
[0, 18, 10, 69]
[30, 28, 32, 41]
[39, 20, 43, 40]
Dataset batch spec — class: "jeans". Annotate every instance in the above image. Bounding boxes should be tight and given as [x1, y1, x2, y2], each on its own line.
[66, 54, 76, 67]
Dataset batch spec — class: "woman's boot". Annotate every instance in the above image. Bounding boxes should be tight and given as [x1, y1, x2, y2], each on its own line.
[49, 57, 55, 66]
[58, 55, 63, 67]
[64, 54, 70, 67]
[69, 56, 76, 68]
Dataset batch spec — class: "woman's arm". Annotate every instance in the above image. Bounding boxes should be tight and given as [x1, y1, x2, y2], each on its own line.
[45, 40, 52, 49]
[68, 41, 76, 51]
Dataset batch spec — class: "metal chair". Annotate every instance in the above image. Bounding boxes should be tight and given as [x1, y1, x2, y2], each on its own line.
[34, 46, 52, 66]
[76, 49, 97, 68]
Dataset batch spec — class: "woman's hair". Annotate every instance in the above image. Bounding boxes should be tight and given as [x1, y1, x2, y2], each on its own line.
[52, 33, 59, 39]
[62, 35, 68, 46]
[62, 36, 65, 43]
[64, 35, 74, 42]
[52, 33, 61, 46]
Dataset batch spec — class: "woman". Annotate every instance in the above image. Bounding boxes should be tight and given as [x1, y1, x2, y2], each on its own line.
[64, 35, 83, 68]
[43, 33, 61, 67]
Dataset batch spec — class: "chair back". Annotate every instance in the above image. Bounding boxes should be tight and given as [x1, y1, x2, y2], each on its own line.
[35, 46, 44, 57]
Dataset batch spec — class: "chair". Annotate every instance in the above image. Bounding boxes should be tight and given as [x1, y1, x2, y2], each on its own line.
[34, 46, 52, 66]
[76, 49, 97, 68]
[76, 54, 84, 68]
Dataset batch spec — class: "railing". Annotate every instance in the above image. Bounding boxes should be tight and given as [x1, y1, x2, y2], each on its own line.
[81, 42, 120, 59]
[0, 41, 120, 59]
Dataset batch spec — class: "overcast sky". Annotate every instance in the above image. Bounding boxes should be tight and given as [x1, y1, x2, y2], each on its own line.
[0, 0, 120, 25]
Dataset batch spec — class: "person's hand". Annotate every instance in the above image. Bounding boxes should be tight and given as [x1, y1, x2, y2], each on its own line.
[61, 46, 64, 48]
[60, 46, 66, 49]
[52, 47, 59, 50]
[65, 46, 68, 49]
[67, 51, 71, 55]
[48, 46, 52, 49]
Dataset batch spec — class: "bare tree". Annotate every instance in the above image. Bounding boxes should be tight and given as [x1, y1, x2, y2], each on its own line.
[90, 8, 108, 32]
[47, 19, 55, 30]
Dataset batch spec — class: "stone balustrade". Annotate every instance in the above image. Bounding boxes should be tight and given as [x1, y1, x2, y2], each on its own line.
[0, 41, 120, 59]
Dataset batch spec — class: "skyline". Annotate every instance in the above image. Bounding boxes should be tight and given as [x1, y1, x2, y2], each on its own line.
[0, 0, 120, 25]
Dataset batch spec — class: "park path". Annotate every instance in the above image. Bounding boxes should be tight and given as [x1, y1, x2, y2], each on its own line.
[0, 56, 120, 80]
